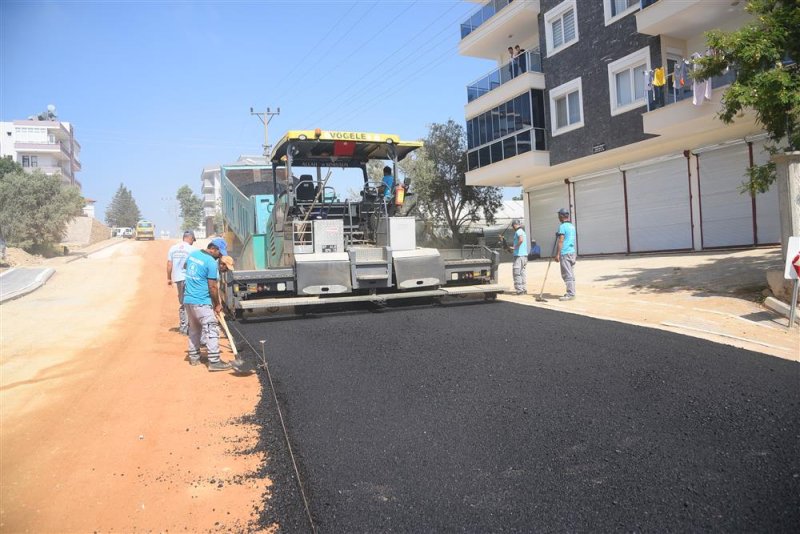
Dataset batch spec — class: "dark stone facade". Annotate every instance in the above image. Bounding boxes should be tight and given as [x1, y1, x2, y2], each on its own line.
[538, 0, 662, 166]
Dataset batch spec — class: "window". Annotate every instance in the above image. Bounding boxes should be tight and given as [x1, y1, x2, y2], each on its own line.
[604, 0, 639, 25]
[549, 77, 584, 136]
[545, 0, 578, 57]
[607, 47, 650, 116]
[22, 155, 30, 167]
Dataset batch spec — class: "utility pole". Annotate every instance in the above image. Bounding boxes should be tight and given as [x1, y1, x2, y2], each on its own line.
[250, 106, 281, 158]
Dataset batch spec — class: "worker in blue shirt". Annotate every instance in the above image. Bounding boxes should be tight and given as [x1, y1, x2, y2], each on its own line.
[183, 240, 232, 372]
[511, 219, 528, 295]
[555, 208, 577, 301]
[380, 166, 397, 216]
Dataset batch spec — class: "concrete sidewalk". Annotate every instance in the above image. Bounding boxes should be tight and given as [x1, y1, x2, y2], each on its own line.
[0, 268, 55, 303]
[497, 247, 799, 360]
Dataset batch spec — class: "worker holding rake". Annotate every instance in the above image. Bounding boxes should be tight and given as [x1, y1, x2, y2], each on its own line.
[555, 208, 577, 301]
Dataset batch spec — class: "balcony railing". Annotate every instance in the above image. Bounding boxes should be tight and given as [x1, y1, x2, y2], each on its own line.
[647, 69, 736, 112]
[460, 0, 514, 39]
[467, 49, 542, 103]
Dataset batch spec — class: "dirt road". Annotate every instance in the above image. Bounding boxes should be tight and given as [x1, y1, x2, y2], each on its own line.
[0, 239, 271, 532]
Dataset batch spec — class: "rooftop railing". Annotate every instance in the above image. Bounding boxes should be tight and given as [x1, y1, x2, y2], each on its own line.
[647, 68, 736, 112]
[467, 49, 542, 103]
[460, 0, 514, 39]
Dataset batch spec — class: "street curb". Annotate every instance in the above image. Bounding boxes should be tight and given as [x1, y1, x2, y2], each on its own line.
[65, 239, 126, 263]
[0, 268, 55, 304]
[763, 297, 800, 325]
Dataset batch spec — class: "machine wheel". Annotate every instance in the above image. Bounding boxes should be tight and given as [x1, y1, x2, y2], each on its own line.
[485, 292, 498, 301]
[234, 308, 244, 320]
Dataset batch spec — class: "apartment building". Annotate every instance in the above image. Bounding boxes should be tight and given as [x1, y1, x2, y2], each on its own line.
[0, 119, 82, 188]
[460, 0, 780, 256]
[201, 166, 221, 236]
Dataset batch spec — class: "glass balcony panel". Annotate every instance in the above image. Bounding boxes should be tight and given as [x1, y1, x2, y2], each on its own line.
[467, 50, 543, 103]
[460, 0, 514, 40]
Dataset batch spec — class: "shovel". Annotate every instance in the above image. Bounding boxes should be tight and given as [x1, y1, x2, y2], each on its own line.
[535, 239, 560, 302]
[217, 312, 246, 370]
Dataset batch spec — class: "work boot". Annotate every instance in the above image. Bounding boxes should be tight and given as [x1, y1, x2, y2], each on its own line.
[207, 360, 232, 372]
[188, 357, 201, 366]
[559, 294, 575, 301]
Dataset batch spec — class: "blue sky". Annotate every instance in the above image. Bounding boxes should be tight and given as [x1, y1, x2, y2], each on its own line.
[1, 0, 507, 235]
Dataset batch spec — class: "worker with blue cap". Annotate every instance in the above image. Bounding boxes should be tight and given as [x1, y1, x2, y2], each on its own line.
[182, 237, 232, 372]
[210, 237, 228, 257]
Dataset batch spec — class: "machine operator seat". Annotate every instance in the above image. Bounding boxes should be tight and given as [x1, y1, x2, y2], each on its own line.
[295, 174, 316, 202]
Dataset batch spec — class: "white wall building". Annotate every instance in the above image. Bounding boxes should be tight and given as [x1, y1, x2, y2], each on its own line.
[201, 166, 221, 236]
[0, 119, 82, 188]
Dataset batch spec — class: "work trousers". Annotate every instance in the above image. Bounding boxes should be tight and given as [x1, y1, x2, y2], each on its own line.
[512, 255, 528, 294]
[186, 304, 220, 363]
[560, 253, 577, 297]
[176, 281, 188, 334]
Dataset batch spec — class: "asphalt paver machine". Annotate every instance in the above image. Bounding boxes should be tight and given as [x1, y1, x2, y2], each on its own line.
[220, 129, 505, 317]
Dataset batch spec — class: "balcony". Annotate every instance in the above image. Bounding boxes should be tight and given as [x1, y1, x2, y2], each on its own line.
[460, 0, 513, 39]
[14, 141, 70, 160]
[643, 70, 751, 137]
[467, 50, 542, 103]
[636, 0, 748, 40]
[466, 131, 550, 187]
[459, 0, 541, 59]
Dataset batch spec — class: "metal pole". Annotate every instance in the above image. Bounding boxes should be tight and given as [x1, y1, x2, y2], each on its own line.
[250, 107, 281, 158]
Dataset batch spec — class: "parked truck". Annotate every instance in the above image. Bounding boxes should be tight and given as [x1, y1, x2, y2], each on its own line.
[219, 129, 504, 317]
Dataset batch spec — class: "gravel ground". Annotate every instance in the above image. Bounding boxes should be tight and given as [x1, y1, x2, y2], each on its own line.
[236, 300, 800, 533]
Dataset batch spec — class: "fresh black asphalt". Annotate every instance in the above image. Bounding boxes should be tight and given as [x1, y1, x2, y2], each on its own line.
[234, 300, 800, 533]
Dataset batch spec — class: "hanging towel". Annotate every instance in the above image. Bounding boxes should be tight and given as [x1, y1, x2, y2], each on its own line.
[653, 67, 666, 87]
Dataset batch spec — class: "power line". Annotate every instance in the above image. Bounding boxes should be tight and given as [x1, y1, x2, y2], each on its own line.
[309, 2, 526, 127]
[272, 1, 380, 103]
[293, 0, 464, 126]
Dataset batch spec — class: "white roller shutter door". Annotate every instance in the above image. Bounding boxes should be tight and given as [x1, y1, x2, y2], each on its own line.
[574, 172, 627, 254]
[626, 157, 693, 252]
[528, 183, 568, 257]
[752, 140, 781, 244]
[698, 143, 754, 247]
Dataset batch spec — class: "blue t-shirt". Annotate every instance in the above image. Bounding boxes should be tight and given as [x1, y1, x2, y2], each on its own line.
[513, 227, 528, 257]
[558, 221, 576, 255]
[382, 175, 394, 199]
[183, 250, 219, 305]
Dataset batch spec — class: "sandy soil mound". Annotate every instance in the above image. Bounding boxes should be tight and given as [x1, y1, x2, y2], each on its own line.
[3, 247, 43, 267]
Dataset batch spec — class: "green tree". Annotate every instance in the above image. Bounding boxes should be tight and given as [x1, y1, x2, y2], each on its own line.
[176, 185, 203, 232]
[399, 120, 503, 244]
[0, 169, 84, 251]
[0, 157, 23, 178]
[693, 0, 800, 193]
[105, 184, 142, 227]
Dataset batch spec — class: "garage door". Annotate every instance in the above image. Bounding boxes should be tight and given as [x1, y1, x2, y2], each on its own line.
[698, 143, 754, 248]
[752, 140, 781, 245]
[528, 183, 568, 258]
[626, 156, 693, 252]
[574, 172, 627, 255]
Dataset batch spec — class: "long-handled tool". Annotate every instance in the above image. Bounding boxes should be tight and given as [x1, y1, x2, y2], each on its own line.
[217, 312, 245, 369]
[535, 238, 560, 302]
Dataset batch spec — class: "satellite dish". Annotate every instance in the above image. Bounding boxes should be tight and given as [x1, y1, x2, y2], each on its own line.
[47, 104, 56, 112]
